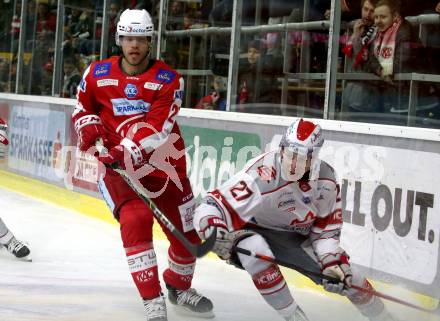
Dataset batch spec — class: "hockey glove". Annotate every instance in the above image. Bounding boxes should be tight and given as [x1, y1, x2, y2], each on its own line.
[98, 138, 145, 170]
[0, 119, 8, 159]
[198, 216, 255, 260]
[319, 251, 352, 295]
[74, 114, 107, 152]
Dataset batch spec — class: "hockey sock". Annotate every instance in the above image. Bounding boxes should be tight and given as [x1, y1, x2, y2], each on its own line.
[126, 243, 161, 299]
[252, 264, 297, 318]
[163, 248, 196, 290]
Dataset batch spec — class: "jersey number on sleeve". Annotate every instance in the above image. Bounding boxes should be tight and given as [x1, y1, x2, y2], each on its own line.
[230, 180, 253, 201]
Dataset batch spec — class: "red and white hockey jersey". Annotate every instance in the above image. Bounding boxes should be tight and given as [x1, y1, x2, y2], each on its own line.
[207, 151, 343, 259]
[72, 56, 187, 176]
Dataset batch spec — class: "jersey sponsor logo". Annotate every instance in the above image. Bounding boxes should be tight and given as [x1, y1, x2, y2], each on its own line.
[79, 79, 86, 92]
[111, 98, 151, 115]
[155, 69, 175, 84]
[278, 199, 295, 208]
[144, 82, 163, 90]
[302, 196, 311, 204]
[124, 83, 138, 98]
[174, 89, 184, 100]
[97, 79, 119, 87]
[93, 62, 111, 77]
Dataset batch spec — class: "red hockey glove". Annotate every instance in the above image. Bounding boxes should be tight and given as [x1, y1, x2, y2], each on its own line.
[319, 250, 353, 295]
[98, 138, 145, 170]
[74, 114, 107, 152]
[0, 118, 8, 146]
[0, 119, 8, 159]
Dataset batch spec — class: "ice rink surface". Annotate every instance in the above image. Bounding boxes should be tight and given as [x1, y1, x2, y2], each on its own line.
[0, 187, 438, 321]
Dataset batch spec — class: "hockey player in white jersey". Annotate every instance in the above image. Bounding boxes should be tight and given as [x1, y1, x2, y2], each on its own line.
[0, 118, 31, 261]
[193, 118, 395, 321]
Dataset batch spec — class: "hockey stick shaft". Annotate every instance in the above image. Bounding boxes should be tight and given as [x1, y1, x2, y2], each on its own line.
[95, 140, 216, 258]
[234, 246, 436, 313]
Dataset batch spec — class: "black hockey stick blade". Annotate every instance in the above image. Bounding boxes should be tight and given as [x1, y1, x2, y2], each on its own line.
[195, 226, 217, 257]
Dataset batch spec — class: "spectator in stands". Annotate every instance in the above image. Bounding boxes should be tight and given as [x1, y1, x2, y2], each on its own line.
[61, 58, 81, 98]
[36, 1, 56, 34]
[65, 8, 82, 36]
[437, 2, 440, 13]
[71, 10, 94, 55]
[195, 75, 227, 111]
[368, 0, 428, 118]
[237, 39, 283, 112]
[108, 0, 123, 55]
[0, 2, 13, 51]
[341, 0, 381, 116]
[167, 0, 185, 30]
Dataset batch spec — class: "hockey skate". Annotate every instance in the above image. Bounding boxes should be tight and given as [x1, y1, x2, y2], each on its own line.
[167, 284, 214, 318]
[143, 294, 167, 321]
[4, 237, 31, 261]
[285, 306, 310, 321]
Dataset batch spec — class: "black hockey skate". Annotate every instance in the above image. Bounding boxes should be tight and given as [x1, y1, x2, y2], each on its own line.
[143, 294, 167, 321]
[5, 237, 31, 261]
[167, 284, 214, 318]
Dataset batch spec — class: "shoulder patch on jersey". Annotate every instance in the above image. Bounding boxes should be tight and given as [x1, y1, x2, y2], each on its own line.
[93, 62, 112, 78]
[155, 69, 176, 84]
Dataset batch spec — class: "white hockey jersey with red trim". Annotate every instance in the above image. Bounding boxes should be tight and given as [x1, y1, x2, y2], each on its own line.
[72, 56, 187, 176]
[207, 151, 343, 258]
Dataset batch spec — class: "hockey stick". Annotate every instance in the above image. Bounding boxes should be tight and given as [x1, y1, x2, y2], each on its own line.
[234, 246, 438, 314]
[95, 141, 217, 258]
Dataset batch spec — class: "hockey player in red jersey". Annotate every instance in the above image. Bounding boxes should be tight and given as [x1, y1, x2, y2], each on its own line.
[72, 9, 213, 321]
[193, 119, 396, 321]
[0, 118, 31, 261]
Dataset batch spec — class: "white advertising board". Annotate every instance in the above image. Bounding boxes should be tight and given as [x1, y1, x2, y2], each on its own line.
[321, 141, 439, 284]
[8, 105, 66, 183]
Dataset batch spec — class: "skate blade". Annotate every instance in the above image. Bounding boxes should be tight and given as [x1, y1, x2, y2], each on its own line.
[18, 255, 32, 262]
[170, 304, 215, 319]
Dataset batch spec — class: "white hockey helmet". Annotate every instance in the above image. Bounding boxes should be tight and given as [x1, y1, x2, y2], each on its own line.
[116, 9, 154, 46]
[279, 118, 324, 156]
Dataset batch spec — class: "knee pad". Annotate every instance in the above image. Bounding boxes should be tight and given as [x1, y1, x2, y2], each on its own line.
[236, 234, 274, 275]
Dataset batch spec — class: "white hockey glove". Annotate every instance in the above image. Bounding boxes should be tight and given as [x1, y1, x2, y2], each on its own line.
[198, 216, 254, 260]
[0, 119, 8, 159]
[319, 250, 352, 295]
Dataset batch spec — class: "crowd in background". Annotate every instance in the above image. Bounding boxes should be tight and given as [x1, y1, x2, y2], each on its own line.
[0, 0, 439, 125]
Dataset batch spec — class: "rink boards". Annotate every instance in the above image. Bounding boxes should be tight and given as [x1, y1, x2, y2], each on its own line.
[0, 93, 439, 304]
